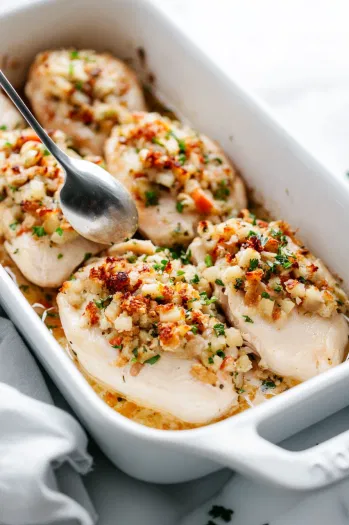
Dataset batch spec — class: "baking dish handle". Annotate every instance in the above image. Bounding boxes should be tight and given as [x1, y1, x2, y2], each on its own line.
[193, 420, 349, 490]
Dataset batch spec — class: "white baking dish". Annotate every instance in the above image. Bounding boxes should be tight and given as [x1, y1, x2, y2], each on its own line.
[1, 0, 349, 490]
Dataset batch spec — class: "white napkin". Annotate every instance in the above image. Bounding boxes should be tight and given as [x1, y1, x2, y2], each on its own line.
[0, 312, 97, 525]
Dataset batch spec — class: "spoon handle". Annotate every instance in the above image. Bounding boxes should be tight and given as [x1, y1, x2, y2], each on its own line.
[0, 70, 71, 169]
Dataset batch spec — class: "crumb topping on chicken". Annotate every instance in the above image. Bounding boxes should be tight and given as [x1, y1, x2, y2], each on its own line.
[105, 112, 246, 220]
[0, 128, 103, 245]
[194, 210, 348, 322]
[60, 242, 255, 389]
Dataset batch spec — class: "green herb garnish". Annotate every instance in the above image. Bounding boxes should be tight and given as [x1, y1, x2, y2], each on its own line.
[83, 252, 92, 263]
[215, 278, 224, 286]
[57, 253, 63, 259]
[145, 190, 159, 207]
[176, 201, 184, 213]
[205, 254, 213, 267]
[144, 354, 161, 365]
[55, 227, 63, 236]
[234, 277, 244, 291]
[214, 323, 225, 336]
[248, 258, 259, 271]
[214, 180, 230, 200]
[242, 315, 254, 323]
[32, 225, 47, 237]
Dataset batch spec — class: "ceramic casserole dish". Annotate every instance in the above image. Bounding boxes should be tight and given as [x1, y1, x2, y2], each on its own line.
[1, 0, 349, 489]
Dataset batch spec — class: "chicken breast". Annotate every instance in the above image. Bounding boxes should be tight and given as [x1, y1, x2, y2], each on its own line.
[25, 49, 146, 155]
[0, 92, 25, 130]
[57, 243, 246, 424]
[190, 213, 349, 382]
[105, 112, 247, 246]
[0, 128, 103, 287]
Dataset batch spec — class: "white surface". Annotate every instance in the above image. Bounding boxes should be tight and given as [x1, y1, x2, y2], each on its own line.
[157, 0, 349, 180]
[1, 0, 349, 522]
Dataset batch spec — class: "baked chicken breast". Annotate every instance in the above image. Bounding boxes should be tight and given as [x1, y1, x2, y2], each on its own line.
[0, 128, 103, 287]
[56, 240, 251, 424]
[25, 49, 146, 155]
[105, 112, 247, 246]
[190, 211, 349, 382]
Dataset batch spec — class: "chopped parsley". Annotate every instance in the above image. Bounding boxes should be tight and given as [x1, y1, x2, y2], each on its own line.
[132, 348, 139, 358]
[275, 251, 293, 269]
[208, 505, 234, 522]
[83, 252, 92, 263]
[199, 291, 217, 305]
[213, 323, 225, 336]
[168, 130, 186, 154]
[191, 274, 200, 284]
[214, 157, 223, 164]
[153, 259, 168, 273]
[70, 50, 80, 59]
[191, 325, 198, 335]
[205, 254, 213, 267]
[144, 354, 161, 365]
[216, 350, 226, 358]
[43, 148, 50, 156]
[248, 258, 259, 271]
[262, 379, 276, 389]
[9, 221, 18, 231]
[127, 255, 137, 263]
[176, 201, 184, 213]
[261, 291, 271, 299]
[242, 315, 254, 323]
[113, 344, 123, 350]
[145, 190, 159, 207]
[94, 296, 112, 309]
[57, 253, 63, 259]
[208, 357, 214, 364]
[0, 125, 7, 130]
[234, 277, 244, 291]
[32, 225, 47, 237]
[214, 180, 230, 200]
[75, 80, 84, 91]
[274, 285, 282, 292]
[151, 136, 164, 147]
[177, 270, 185, 276]
[249, 212, 257, 225]
[215, 279, 224, 286]
[55, 227, 63, 236]
[178, 153, 186, 165]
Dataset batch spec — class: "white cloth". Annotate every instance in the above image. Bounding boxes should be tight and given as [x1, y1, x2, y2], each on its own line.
[0, 312, 97, 525]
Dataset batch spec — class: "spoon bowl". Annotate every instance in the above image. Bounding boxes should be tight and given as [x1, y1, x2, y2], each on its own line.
[0, 70, 138, 245]
[59, 156, 138, 244]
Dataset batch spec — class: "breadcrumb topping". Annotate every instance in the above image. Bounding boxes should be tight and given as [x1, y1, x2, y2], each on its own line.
[25, 50, 146, 150]
[195, 210, 349, 321]
[61, 244, 255, 390]
[0, 128, 103, 244]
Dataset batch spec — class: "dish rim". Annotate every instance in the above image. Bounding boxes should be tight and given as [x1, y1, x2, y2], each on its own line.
[0, 0, 349, 443]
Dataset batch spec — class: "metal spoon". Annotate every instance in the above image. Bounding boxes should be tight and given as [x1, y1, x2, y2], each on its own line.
[0, 70, 138, 245]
